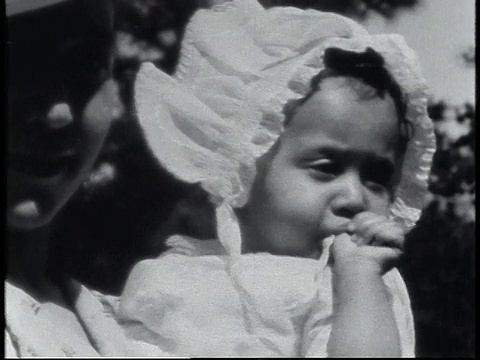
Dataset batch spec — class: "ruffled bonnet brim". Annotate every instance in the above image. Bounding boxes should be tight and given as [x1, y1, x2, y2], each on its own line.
[134, 0, 436, 256]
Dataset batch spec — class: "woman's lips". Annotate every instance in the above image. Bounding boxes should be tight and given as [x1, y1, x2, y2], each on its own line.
[8, 151, 79, 178]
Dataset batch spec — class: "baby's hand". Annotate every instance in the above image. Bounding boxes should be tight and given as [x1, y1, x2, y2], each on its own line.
[331, 212, 405, 275]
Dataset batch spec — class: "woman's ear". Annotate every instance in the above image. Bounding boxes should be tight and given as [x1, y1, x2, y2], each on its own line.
[103, 79, 125, 121]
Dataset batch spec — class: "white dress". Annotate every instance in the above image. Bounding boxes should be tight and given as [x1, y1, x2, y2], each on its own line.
[112, 235, 416, 357]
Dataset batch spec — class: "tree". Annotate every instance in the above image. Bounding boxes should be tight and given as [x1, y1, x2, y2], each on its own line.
[400, 100, 475, 357]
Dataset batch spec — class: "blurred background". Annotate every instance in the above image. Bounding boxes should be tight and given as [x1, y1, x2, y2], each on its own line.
[48, 0, 475, 357]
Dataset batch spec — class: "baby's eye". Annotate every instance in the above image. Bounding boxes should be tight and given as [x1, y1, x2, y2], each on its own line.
[307, 158, 341, 179]
[365, 181, 388, 194]
[363, 168, 393, 194]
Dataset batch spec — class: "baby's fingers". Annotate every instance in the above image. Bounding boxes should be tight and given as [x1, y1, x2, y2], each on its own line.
[351, 213, 404, 248]
[370, 245, 404, 270]
[369, 223, 405, 250]
[351, 214, 390, 245]
[349, 212, 383, 231]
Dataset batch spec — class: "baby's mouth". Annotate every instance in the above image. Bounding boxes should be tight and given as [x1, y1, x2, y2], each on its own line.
[8, 152, 78, 178]
[321, 222, 354, 238]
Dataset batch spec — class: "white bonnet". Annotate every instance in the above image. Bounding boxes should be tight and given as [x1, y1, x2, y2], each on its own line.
[134, 0, 436, 255]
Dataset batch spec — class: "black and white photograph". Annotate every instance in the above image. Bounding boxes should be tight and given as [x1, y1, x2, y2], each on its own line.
[6, 0, 475, 357]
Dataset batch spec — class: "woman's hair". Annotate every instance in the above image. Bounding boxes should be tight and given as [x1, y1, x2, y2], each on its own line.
[283, 47, 413, 155]
[7, 0, 115, 109]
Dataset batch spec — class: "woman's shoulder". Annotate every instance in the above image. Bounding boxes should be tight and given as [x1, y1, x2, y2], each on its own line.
[6, 278, 167, 357]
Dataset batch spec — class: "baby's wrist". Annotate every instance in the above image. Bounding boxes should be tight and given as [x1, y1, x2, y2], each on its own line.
[332, 257, 384, 277]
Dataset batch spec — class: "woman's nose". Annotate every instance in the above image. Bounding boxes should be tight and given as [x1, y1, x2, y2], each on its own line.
[45, 102, 74, 129]
[331, 171, 367, 218]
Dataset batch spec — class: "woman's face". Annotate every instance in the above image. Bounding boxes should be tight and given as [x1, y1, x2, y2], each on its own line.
[240, 77, 400, 258]
[7, 7, 123, 230]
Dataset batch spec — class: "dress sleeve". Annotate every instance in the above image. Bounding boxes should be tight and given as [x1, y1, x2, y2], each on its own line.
[301, 267, 416, 358]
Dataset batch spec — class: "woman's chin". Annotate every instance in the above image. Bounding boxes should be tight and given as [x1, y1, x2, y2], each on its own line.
[7, 198, 56, 231]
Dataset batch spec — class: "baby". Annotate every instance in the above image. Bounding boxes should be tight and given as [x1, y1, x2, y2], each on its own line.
[103, 0, 436, 357]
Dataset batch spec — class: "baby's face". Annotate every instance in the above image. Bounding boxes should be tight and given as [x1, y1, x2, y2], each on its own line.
[241, 77, 400, 258]
[7, 6, 122, 230]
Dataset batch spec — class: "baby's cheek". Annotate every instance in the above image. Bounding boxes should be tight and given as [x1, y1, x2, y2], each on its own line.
[274, 187, 322, 226]
[367, 192, 391, 216]
[262, 160, 323, 227]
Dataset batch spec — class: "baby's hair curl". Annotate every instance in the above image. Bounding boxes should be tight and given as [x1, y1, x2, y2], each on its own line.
[283, 47, 413, 155]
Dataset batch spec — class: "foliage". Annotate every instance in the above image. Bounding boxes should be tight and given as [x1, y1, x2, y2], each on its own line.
[400, 101, 475, 357]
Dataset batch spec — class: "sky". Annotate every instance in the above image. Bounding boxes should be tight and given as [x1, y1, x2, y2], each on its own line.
[362, 0, 475, 105]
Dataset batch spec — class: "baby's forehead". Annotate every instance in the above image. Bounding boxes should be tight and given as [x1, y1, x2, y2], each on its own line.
[279, 82, 400, 155]
[330, 76, 383, 100]
[313, 76, 390, 104]
[288, 81, 398, 128]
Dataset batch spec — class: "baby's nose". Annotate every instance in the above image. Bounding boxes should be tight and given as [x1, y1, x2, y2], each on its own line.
[45, 103, 74, 129]
[331, 172, 367, 218]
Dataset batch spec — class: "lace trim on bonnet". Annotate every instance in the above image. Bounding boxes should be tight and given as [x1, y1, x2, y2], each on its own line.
[134, 0, 436, 256]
